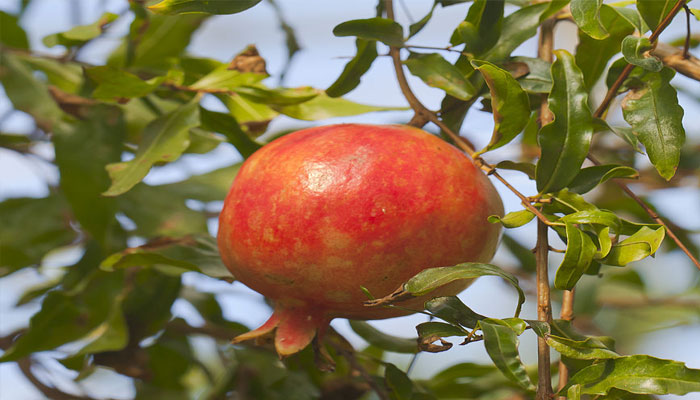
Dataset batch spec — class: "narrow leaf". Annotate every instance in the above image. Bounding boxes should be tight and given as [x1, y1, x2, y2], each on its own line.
[199, 108, 261, 158]
[451, 0, 504, 55]
[149, 0, 262, 15]
[480, 318, 536, 392]
[87, 66, 164, 101]
[621, 68, 685, 180]
[472, 60, 530, 153]
[326, 39, 378, 97]
[571, 0, 608, 39]
[234, 85, 318, 106]
[560, 210, 622, 232]
[404, 53, 477, 101]
[416, 321, 467, 339]
[603, 226, 665, 266]
[554, 223, 597, 290]
[333, 17, 404, 47]
[488, 210, 535, 229]
[43, 12, 118, 47]
[568, 165, 639, 194]
[348, 320, 417, 353]
[424, 296, 485, 329]
[408, 4, 436, 38]
[561, 355, 700, 397]
[277, 92, 405, 121]
[103, 99, 199, 196]
[621, 36, 663, 72]
[536, 50, 594, 193]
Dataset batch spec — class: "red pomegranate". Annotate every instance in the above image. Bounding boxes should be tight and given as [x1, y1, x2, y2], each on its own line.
[217, 124, 503, 356]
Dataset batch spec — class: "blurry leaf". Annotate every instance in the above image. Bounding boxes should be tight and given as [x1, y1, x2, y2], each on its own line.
[185, 128, 224, 154]
[536, 50, 594, 193]
[348, 320, 417, 353]
[190, 65, 266, 91]
[529, 320, 618, 360]
[425, 296, 485, 329]
[372, 263, 525, 317]
[108, 14, 207, 71]
[621, 68, 685, 180]
[602, 226, 665, 266]
[199, 108, 261, 158]
[326, 39, 378, 98]
[554, 223, 597, 290]
[637, 0, 676, 31]
[495, 160, 535, 179]
[149, 0, 262, 15]
[101, 235, 233, 280]
[73, 297, 128, 356]
[220, 94, 277, 134]
[53, 105, 125, 250]
[0, 271, 124, 362]
[451, 0, 504, 55]
[509, 56, 552, 93]
[568, 165, 639, 194]
[0, 53, 64, 129]
[575, 5, 635, 88]
[404, 53, 477, 100]
[43, 12, 118, 47]
[480, 318, 535, 392]
[488, 210, 535, 229]
[86, 66, 164, 101]
[408, 3, 436, 38]
[570, 0, 608, 39]
[621, 36, 663, 72]
[333, 17, 404, 47]
[482, 2, 566, 61]
[235, 85, 318, 106]
[502, 234, 536, 272]
[609, 125, 644, 153]
[17, 55, 83, 93]
[0, 196, 76, 274]
[138, 329, 193, 397]
[472, 60, 530, 153]
[104, 99, 200, 196]
[385, 363, 415, 400]
[561, 355, 700, 397]
[122, 268, 182, 341]
[278, 92, 405, 121]
[157, 162, 241, 202]
[0, 11, 29, 49]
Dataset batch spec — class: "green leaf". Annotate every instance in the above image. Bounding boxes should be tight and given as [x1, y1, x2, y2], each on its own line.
[385, 363, 415, 400]
[567, 165, 639, 194]
[570, 0, 608, 39]
[637, 0, 676, 31]
[53, 105, 125, 250]
[0, 53, 64, 129]
[425, 296, 485, 329]
[408, 4, 436, 38]
[404, 53, 477, 101]
[148, 0, 262, 15]
[510, 56, 552, 94]
[472, 60, 530, 153]
[482, 2, 566, 62]
[575, 5, 635, 88]
[621, 36, 663, 72]
[333, 17, 404, 47]
[17, 55, 83, 93]
[277, 91, 406, 121]
[550, 189, 598, 213]
[190, 65, 266, 91]
[609, 125, 644, 153]
[495, 160, 535, 179]
[416, 321, 467, 339]
[402, 263, 525, 317]
[103, 99, 200, 196]
[561, 355, 700, 397]
[480, 318, 536, 392]
[502, 234, 536, 272]
[220, 94, 278, 135]
[73, 298, 128, 356]
[0, 11, 29, 49]
[560, 210, 622, 232]
[488, 210, 535, 229]
[234, 85, 318, 106]
[451, 0, 504, 55]
[348, 320, 417, 353]
[536, 50, 594, 193]
[157, 163, 241, 202]
[554, 223, 598, 290]
[43, 12, 118, 48]
[611, 7, 649, 33]
[0, 196, 76, 274]
[101, 235, 231, 279]
[529, 320, 618, 360]
[602, 226, 665, 266]
[86, 66, 164, 101]
[326, 39, 378, 97]
[0, 271, 124, 362]
[621, 68, 685, 180]
[199, 108, 261, 158]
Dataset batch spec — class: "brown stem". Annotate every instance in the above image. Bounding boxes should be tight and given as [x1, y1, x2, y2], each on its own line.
[589, 0, 700, 272]
[556, 289, 575, 398]
[535, 220, 553, 399]
[683, 5, 692, 59]
[651, 42, 700, 81]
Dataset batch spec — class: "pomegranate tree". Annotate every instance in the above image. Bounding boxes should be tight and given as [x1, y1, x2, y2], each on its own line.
[217, 124, 503, 356]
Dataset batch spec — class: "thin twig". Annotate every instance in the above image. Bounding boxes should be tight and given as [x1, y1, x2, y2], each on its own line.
[683, 4, 692, 59]
[17, 358, 95, 400]
[590, 0, 700, 272]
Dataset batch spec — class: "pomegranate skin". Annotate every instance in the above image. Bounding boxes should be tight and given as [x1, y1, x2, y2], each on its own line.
[218, 124, 503, 355]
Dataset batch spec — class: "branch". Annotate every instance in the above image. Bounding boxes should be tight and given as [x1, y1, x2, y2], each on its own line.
[17, 358, 95, 400]
[589, 0, 700, 272]
[651, 42, 700, 82]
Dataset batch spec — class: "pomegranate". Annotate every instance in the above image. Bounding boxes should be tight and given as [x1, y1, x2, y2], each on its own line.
[217, 124, 503, 356]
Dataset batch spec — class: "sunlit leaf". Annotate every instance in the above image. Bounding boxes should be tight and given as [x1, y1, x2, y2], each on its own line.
[149, 0, 262, 15]
[567, 165, 639, 194]
[451, 0, 504, 55]
[536, 50, 594, 193]
[480, 318, 535, 392]
[570, 0, 608, 39]
[509, 56, 551, 93]
[603, 226, 665, 266]
[560, 210, 622, 232]
[621, 36, 663, 72]
[86, 66, 165, 101]
[637, 0, 676, 31]
[554, 223, 597, 290]
[404, 53, 477, 100]
[278, 92, 406, 121]
[621, 68, 685, 180]
[488, 209, 535, 229]
[333, 17, 404, 47]
[234, 85, 318, 106]
[529, 320, 617, 360]
[43, 12, 118, 47]
[326, 39, 378, 97]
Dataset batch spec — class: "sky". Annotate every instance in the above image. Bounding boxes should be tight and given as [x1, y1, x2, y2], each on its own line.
[0, 0, 699, 399]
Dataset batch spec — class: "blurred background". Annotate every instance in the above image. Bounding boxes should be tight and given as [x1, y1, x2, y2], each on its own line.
[0, 0, 698, 398]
